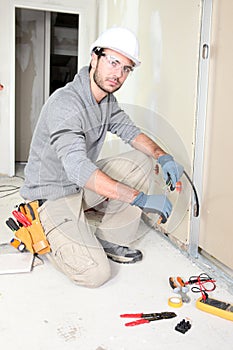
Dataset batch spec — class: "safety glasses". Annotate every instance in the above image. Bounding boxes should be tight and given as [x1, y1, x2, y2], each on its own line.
[101, 52, 134, 75]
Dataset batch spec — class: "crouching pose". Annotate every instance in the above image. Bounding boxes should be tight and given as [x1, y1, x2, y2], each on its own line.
[20, 27, 183, 287]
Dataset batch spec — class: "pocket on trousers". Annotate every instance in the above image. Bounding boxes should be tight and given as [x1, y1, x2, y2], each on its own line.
[47, 230, 97, 275]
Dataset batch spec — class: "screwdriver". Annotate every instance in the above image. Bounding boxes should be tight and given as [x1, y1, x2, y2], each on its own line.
[5, 217, 26, 252]
[5, 217, 20, 232]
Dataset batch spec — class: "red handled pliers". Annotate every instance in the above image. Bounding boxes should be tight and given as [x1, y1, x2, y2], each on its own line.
[120, 311, 177, 326]
[12, 210, 31, 227]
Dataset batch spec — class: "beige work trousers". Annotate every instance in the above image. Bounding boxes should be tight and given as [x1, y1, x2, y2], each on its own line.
[38, 150, 153, 288]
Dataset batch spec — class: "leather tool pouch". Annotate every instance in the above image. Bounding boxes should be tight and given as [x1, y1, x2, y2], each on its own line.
[15, 201, 50, 255]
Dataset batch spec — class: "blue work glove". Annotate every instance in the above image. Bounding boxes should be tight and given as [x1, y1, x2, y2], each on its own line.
[131, 192, 172, 223]
[158, 154, 184, 190]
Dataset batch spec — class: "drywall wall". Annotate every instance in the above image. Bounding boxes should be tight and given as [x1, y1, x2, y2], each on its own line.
[97, 0, 202, 243]
[199, 0, 233, 270]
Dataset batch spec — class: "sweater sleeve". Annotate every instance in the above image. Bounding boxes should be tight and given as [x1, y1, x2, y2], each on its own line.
[107, 96, 142, 143]
[47, 100, 98, 188]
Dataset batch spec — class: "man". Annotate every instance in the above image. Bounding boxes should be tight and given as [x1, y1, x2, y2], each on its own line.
[20, 27, 183, 288]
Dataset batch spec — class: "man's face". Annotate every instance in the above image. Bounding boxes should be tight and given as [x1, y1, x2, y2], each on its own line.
[92, 49, 134, 94]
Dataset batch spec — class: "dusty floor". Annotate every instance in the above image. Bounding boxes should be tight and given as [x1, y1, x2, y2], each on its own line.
[0, 172, 233, 350]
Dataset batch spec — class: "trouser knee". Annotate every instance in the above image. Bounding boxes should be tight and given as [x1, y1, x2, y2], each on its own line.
[46, 228, 112, 288]
[46, 240, 111, 288]
[70, 258, 111, 288]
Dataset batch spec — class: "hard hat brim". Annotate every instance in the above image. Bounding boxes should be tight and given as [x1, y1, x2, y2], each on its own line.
[90, 44, 141, 67]
[104, 46, 141, 67]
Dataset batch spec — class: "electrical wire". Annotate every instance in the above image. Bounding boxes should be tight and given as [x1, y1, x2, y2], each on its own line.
[185, 273, 216, 301]
[162, 169, 199, 217]
[0, 185, 20, 198]
[183, 170, 199, 217]
[0, 176, 24, 199]
[155, 165, 200, 219]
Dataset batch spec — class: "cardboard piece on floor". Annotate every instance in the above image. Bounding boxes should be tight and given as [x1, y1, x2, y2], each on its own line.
[0, 243, 34, 274]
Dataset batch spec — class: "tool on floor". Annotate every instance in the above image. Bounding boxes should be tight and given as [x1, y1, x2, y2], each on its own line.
[196, 296, 233, 321]
[175, 318, 192, 334]
[120, 311, 177, 326]
[185, 273, 233, 321]
[169, 277, 191, 303]
[184, 273, 216, 301]
[168, 296, 183, 308]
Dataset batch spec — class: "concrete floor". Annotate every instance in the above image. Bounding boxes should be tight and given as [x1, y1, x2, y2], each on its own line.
[0, 172, 233, 350]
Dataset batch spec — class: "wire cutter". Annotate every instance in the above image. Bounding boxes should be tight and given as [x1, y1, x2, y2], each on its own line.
[120, 311, 177, 326]
[169, 277, 191, 303]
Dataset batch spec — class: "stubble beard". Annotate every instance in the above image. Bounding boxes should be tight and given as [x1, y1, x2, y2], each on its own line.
[93, 65, 122, 94]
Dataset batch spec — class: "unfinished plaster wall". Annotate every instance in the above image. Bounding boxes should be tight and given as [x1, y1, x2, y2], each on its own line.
[97, 0, 202, 244]
[199, 0, 233, 270]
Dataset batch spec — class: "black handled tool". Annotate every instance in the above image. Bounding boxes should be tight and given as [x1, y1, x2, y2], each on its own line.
[5, 218, 20, 232]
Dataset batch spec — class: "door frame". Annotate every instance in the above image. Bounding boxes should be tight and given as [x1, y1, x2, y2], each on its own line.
[188, 0, 213, 258]
[8, 0, 97, 176]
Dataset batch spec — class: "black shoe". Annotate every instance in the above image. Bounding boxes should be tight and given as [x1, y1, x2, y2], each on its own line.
[98, 238, 143, 264]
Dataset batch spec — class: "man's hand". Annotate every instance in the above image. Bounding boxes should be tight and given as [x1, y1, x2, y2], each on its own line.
[158, 154, 183, 189]
[131, 192, 172, 223]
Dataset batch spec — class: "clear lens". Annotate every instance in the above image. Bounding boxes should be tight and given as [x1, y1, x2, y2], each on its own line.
[102, 53, 134, 75]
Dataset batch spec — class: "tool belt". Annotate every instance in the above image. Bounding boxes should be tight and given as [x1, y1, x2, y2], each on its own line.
[10, 201, 50, 255]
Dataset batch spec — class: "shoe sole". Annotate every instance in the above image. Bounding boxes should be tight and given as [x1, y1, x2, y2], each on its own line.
[106, 252, 143, 264]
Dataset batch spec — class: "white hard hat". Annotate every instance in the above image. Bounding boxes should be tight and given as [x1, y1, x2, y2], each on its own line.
[90, 27, 141, 67]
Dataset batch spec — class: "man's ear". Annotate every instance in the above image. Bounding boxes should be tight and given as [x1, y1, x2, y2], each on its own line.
[91, 52, 98, 69]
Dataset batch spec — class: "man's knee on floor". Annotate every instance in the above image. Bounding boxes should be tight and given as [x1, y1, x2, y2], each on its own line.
[70, 258, 111, 288]
[46, 230, 112, 288]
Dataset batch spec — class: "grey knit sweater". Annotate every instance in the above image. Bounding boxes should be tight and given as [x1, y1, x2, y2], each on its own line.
[20, 66, 141, 200]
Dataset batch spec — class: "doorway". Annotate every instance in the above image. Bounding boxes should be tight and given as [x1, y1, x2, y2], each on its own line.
[15, 8, 79, 163]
